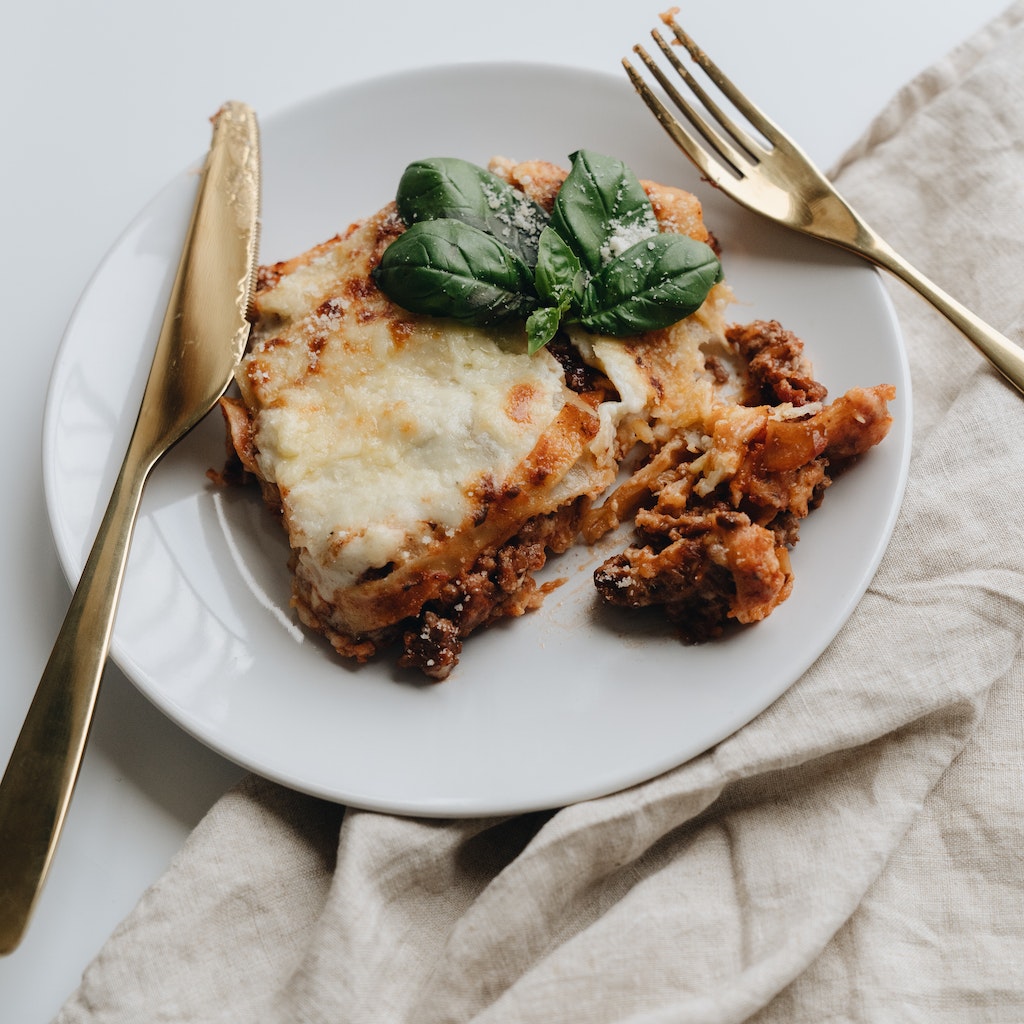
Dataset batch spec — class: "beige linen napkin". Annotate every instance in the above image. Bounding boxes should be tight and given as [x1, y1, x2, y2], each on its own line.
[56, 6, 1024, 1022]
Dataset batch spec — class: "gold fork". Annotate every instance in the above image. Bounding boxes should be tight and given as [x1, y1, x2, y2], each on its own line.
[624, 15, 1024, 396]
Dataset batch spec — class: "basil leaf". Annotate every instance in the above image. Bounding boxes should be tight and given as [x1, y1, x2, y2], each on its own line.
[524, 228, 586, 354]
[550, 149, 659, 276]
[526, 306, 563, 355]
[373, 219, 539, 326]
[534, 225, 583, 308]
[579, 234, 722, 337]
[396, 157, 549, 266]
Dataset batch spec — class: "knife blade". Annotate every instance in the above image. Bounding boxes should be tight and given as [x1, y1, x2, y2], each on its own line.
[0, 101, 260, 954]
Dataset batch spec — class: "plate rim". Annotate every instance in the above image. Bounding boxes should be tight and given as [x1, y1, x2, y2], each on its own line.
[41, 60, 913, 815]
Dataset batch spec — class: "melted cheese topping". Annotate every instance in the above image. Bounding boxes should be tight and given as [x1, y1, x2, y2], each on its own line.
[236, 189, 735, 624]
[241, 209, 615, 591]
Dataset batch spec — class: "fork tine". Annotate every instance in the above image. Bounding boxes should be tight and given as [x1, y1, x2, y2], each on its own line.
[622, 56, 740, 190]
[660, 14, 780, 146]
[629, 43, 749, 178]
[646, 29, 764, 165]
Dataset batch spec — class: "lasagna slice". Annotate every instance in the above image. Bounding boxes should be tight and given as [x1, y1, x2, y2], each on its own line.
[219, 159, 736, 678]
[217, 156, 894, 678]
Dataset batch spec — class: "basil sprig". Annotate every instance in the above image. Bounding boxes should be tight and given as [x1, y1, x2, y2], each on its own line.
[372, 151, 722, 353]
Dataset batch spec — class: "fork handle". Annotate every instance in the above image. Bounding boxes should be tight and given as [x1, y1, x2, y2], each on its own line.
[860, 236, 1024, 396]
[0, 445, 150, 955]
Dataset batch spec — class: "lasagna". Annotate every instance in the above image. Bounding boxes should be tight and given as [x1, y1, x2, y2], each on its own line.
[216, 156, 894, 678]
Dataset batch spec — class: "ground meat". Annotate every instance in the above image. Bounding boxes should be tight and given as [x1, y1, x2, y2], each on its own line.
[398, 612, 463, 681]
[595, 508, 794, 640]
[393, 500, 585, 680]
[546, 336, 611, 395]
[727, 320, 829, 406]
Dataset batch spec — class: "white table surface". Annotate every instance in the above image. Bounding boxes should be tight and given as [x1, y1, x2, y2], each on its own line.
[0, 0, 1011, 1018]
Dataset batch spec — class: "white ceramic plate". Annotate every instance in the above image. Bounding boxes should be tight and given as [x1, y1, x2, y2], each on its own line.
[43, 64, 911, 816]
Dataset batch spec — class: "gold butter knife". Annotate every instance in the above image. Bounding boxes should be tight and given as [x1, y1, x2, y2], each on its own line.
[0, 101, 260, 954]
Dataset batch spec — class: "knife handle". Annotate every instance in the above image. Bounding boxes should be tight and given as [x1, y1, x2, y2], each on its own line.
[0, 445, 150, 955]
